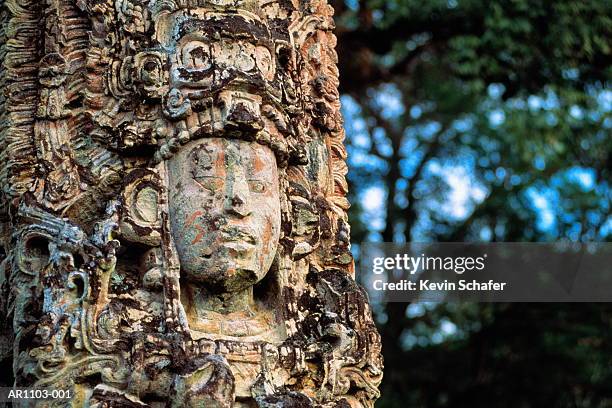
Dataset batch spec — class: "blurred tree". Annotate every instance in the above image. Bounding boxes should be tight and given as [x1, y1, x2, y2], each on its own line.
[332, 0, 612, 407]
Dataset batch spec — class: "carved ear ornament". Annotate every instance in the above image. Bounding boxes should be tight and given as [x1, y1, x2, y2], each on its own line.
[119, 169, 163, 246]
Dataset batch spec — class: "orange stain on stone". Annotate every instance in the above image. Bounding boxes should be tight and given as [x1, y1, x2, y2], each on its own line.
[259, 220, 272, 267]
[185, 210, 206, 244]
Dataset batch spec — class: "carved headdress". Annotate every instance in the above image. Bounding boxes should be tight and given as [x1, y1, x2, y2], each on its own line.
[81, 0, 304, 165]
[0, 0, 382, 406]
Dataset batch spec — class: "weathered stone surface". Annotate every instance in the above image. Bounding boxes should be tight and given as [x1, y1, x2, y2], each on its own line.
[0, 0, 383, 406]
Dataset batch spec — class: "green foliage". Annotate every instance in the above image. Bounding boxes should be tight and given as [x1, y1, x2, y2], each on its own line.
[337, 0, 611, 96]
[377, 303, 612, 408]
[335, 0, 611, 406]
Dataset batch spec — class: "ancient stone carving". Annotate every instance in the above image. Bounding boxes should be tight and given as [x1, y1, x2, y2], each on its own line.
[0, 0, 383, 406]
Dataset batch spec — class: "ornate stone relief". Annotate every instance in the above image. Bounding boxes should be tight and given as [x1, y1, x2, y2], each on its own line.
[0, 0, 383, 406]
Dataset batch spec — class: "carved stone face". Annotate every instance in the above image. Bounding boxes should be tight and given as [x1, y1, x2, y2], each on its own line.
[167, 138, 281, 292]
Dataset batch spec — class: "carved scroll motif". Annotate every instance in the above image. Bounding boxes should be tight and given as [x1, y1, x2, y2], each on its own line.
[0, 0, 383, 406]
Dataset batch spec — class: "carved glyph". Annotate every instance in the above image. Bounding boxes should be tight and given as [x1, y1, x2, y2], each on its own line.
[0, 0, 383, 406]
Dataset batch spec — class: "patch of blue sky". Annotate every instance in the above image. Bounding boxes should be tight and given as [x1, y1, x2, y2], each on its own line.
[425, 161, 488, 221]
[444, 171, 479, 219]
[362, 185, 385, 212]
[507, 98, 527, 110]
[528, 95, 542, 110]
[351, 132, 371, 150]
[400, 317, 460, 350]
[393, 222, 407, 243]
[372, 83, 405, 119]
[347, 151, 388, 179]
[552, 166, 596, 192]
[487, 83, 505, 99]
[409, 105, 422, 119]
[478, 156, 490, 168]
[562, 68, 580, 80]
[399, 135, 419, 157]
[525, 186, 556, 232]
[487, 109, 505, 127]
[423, 121, 442, 138]
[567, 167, 595, 191]
[359, 186, 387, 233]
[452, 116, 475, 133]
[494, 222, 507, 239]
[569, 105, 584, 120]
[597, 89, 611, 111]
[372, 127, 393, 157]
[394, 195, 409, 211]
[489, 151, 501, 165]
[533, 156, 546, 171]
[479, 225, 493, 241]
[439, 319, 458, 336]
[344, 0, 359, 11]
[340, 94, 360, 115]
[510, 174, 522, 187]
[349, 116, 367, 133]
[600, 218, 612, 238]
[400, 332, 418, 349]
[526, 90, 560, 112]
[545, 112, 558, 126]
[406, 33, 431, 52]
[372, 9, 383, 23]
[399, 153, 426, 179]
[542, 89, 560, 110]
[410, 212, 434, 242]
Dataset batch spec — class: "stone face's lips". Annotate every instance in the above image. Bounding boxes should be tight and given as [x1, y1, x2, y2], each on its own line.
[221, 241, 256, 254]
[219, 227, 258, 245]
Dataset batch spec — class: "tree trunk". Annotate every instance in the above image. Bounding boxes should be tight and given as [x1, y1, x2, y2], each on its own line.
[0, 0, 382, 406]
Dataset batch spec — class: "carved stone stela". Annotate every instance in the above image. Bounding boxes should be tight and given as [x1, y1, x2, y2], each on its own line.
[0, 0, 383, 406]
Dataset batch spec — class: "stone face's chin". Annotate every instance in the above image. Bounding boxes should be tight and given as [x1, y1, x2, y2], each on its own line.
[167, 137, 281, 294]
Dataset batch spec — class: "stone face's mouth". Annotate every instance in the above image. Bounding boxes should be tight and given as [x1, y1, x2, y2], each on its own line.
[221, 241, 256, 254]
[219, 228, 258, 245]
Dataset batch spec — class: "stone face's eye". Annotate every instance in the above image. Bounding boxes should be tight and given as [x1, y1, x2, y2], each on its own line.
[248, 180, 266, 193]
[181, 41, 212, 70]
[194, 176, 223, 192]
[190, 146, 220, 191]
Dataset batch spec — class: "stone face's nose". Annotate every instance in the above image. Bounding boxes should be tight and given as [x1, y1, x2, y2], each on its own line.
[224, 173, 252, 218]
